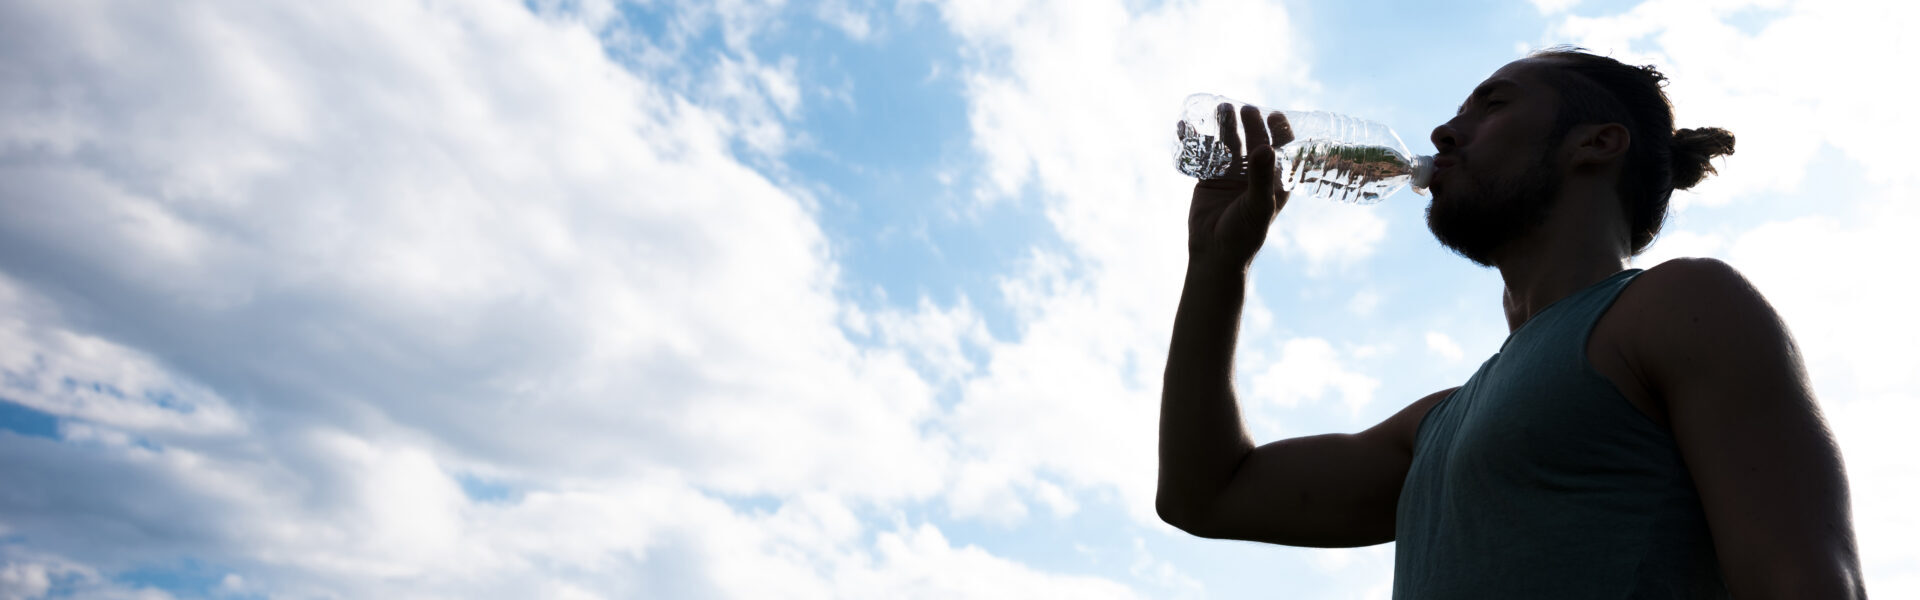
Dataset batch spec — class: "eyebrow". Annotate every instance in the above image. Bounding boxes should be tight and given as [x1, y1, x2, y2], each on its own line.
[1456, 79, 1521, 115]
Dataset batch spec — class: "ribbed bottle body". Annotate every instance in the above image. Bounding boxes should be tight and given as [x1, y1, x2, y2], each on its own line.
[1175, 93, 1432, 204]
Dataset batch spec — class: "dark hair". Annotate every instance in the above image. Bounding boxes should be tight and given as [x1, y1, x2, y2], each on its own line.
[1528, 46, 1735, 254]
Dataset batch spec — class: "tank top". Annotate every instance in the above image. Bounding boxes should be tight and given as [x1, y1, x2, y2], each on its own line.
[1392, 269, 1729, 599]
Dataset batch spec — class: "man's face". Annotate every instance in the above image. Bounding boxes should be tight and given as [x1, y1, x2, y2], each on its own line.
[1425, 59, 1567, 267]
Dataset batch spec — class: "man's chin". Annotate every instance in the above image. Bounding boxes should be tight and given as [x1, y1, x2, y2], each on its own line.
[1426, 185, 1459, 211]
[1425, 198, 1504, 267]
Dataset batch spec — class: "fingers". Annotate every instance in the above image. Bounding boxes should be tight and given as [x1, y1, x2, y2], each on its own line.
[1215, 102, 1241, 163]
[1264, 112, 1294, 203]
[1240, 104, 1270, 152]
[1266, 111, 1294, 147]
[1246, 144, 1276, 215]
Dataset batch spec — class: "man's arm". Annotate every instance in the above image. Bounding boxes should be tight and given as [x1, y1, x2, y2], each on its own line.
[1159, 103, 1447, 547]
[1157, 267, 1450, 546]
[1626, 258, 1866, 599]
[1157, 253, 1450, 547]
[1144, 239, 1443, 550]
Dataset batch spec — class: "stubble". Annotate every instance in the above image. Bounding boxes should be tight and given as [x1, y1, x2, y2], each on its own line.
[1425, 151, 1563, 267]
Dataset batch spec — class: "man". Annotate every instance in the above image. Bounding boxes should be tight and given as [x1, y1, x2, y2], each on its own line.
[1156, 47, 1866, 599]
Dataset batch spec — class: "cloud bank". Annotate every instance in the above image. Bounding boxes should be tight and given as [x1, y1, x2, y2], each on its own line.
[0, 0, 1144, 596]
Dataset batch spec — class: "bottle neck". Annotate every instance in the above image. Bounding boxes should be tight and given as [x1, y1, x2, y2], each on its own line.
[1411, 154, 1436, 190]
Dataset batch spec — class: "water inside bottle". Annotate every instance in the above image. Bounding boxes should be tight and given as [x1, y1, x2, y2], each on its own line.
[1175, 124, 1416, 205]
[1174, 122, 1237, 180]
[1279, 140, 1415, 205]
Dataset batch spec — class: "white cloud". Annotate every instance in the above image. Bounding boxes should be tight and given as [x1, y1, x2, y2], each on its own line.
[0, 0, 1146, 596]
[869, 295, 993, 384]
[816, 0, 876, 40]
[0, 548, 174, 600]
[655, 0, 789, 55]
[1348, 288, 1382, 317]
[1529, 0, 1583, 15]
[1273, 199, 1389, 275]
[945, 457, 1037, 523]
[1126, 537, 1203, 598]
[1247, 338, 1382, 417]
[836, 524, 1148, 599]
[929, 0, 1338, 531]
[0, 556, 57, 600]
[702, 52, 807, 155]
[1424, 331, 1464, 362]
[0, 281, 243, 438]
[20, 0, 1909, 596]
[527, 0, 622, 31]
[1629, 228, 1726, 268]
[1, 0, 947, 502]
[1308, 544, 1395, 599]
[1548, 0, 1918, 201]
[2, 427, 1143, 598]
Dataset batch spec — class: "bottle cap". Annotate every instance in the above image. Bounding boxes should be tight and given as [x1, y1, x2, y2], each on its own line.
[1411, 155, 1436, 193]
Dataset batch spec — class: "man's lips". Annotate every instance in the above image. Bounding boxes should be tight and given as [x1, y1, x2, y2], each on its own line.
[1428, 155, 1458, 190]
[1427, 156, 1457, 195]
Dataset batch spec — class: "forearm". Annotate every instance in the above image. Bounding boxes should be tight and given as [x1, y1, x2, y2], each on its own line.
[1157, 258, 1258, 524]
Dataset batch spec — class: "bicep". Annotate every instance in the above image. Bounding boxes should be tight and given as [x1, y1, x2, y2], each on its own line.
[1639, 259, 1864, 597]
[1187, 388, 1452, 548]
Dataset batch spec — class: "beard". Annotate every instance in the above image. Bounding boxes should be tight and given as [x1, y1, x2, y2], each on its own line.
[1425, 152, 1563, 267]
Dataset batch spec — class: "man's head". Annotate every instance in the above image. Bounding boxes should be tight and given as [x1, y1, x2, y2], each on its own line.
[1425, 46, 1736, 267]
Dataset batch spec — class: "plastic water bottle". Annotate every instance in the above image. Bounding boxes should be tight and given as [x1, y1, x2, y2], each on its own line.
[1174, 93, 1434, 204]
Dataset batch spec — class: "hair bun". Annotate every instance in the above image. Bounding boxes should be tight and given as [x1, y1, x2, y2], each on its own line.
[1671, 127, 1736, 190]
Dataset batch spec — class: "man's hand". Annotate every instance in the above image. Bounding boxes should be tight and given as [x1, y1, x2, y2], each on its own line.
[1185, 103, 1294, 271]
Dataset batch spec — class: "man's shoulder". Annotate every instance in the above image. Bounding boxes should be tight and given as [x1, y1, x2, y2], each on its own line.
[1614, 256, 1761, 317]
[1613, 256, 1791, 375]
[1635, 256, 1750, 289]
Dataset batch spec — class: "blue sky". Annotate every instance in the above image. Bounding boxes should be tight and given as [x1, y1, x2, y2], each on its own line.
[1, 0, 1916, 597]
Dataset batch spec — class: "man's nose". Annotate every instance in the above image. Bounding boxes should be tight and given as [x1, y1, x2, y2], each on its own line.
[1431, 120, 1460, 153]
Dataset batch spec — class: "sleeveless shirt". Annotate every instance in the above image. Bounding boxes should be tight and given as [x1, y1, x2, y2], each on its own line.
[1392, 269, 1729, 599]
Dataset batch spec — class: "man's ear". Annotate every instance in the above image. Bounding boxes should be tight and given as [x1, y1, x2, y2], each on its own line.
[1566, 122, 1630, 167]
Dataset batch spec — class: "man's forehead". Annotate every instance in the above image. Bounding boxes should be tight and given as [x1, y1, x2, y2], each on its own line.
[1481, 58, 1554, 88]
[1453, 59, 1554, 114]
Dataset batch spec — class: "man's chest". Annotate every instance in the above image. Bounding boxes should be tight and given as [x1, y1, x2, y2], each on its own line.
[1585, 285, 1672, 432]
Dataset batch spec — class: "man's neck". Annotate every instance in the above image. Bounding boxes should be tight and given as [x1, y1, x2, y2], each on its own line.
[1491, 191, 1632, 332]
[1496, 252, 1628, 332]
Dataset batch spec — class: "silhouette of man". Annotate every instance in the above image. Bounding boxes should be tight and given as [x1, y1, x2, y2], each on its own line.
[1157, 47, 1865, 599]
